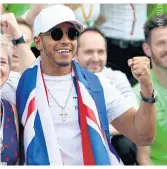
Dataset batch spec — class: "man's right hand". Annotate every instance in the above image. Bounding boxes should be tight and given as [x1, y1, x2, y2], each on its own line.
[0, 13, 22, 39]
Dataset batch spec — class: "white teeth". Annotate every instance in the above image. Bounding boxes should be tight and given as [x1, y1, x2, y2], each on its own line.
[56, 49, 70, 53]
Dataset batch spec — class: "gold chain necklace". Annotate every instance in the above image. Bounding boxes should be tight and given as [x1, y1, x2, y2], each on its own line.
[46, 81, 73, 122]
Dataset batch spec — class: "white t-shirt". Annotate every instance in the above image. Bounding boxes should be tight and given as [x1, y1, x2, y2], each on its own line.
[1, 71, 133, 165]
[98, 4, 147, 41]
[101, 67, 138, 109]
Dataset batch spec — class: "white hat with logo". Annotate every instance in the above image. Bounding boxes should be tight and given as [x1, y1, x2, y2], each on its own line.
[33, 5, 84, 36]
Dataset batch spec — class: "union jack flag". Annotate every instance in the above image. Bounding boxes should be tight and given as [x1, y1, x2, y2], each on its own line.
[16, 57, 122, 165]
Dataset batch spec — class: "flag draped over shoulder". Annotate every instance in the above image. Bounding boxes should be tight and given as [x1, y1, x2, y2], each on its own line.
[16, 57, 122, 165]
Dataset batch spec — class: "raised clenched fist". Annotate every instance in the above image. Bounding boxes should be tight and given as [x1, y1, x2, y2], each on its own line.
[128, 57, 151, 86]
[0, 13, 22, 39]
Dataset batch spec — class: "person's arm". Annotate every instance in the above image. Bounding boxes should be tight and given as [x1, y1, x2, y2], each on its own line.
[105, 69, 138, 109]
[136, 146, 152, 165]
[111, 57, 155, 146]
[25, 4, 45, 26]
[114, 72, 138, 108]
[0, 13, 36, 73]
[109, 124, 121, 136]
[111, 106, 155, 146]
[14, 43, 36, 73]
[104, 69, 138, 136]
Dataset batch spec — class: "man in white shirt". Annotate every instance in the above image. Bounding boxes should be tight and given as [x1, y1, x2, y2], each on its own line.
[76, 27, 138, 107]
[1, 5, 156, 165]
[76, 27, 151, 165]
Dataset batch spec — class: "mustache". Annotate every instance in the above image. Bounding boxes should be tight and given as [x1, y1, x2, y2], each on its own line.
[57, 43, 72, 48]
[13, 54, 18, 58]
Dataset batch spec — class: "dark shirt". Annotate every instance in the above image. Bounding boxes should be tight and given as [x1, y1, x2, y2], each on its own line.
[0, 99, 18, 165]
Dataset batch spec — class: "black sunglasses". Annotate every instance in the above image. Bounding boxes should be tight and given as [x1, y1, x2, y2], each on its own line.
[41, 28, 80, 41]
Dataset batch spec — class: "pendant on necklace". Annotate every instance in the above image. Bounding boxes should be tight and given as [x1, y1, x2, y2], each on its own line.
[60, 109, 67, 122]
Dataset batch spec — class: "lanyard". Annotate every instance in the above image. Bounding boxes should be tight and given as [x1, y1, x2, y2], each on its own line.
[130, 4, 136, 36]
[0, 102, 5, 163]
[80, 4, 93, 27]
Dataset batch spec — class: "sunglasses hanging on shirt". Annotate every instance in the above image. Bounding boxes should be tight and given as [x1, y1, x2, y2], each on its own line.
[40, 28, 80, 41]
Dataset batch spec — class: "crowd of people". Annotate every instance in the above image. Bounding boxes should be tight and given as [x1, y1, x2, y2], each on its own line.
[0, 3, 167, 166]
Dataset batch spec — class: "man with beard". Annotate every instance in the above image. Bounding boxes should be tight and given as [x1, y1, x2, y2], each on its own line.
[1, 5, 156, 165]
[76, 27, 151, 165]
[133, 14, 167, 165]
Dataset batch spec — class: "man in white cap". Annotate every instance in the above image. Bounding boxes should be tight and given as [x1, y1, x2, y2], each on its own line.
[1, 5, 156, 165]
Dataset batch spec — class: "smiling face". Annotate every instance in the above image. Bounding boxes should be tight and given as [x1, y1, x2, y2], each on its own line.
[149, 27, 167, 69]
[77, 31, 107, 73]
[143, 26, 167, 70]
[35, 22, 78, 69]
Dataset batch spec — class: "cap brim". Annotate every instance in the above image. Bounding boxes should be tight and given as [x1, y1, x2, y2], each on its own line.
[66, 21, 84, 33]
[34, 20, 84, 37]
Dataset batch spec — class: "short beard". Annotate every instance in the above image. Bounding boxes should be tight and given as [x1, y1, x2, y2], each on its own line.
[41, 40, 73, 68]
[151, 49, 167, 69]
[56, 61, 71, 67]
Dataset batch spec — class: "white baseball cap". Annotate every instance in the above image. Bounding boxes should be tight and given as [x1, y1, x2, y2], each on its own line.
[33, 5, 84, 36]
